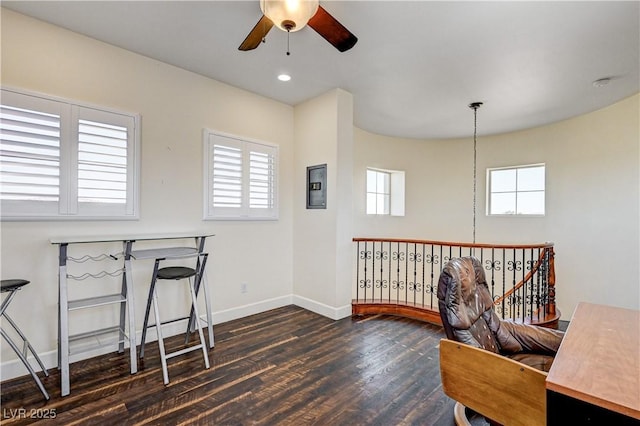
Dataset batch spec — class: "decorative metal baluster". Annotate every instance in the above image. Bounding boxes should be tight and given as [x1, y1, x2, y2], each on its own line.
[501, 249, 506, 319]
[413, 244, 417, 306]
[519, 249, 527, 322]
[536, 247, 542, 320]
[356, 241, 360, 301]
[405, 242, 409, 304]
[364, 241, 369, 301]
[358, 242, 373, 301]
[524, 248, 529, 321]
[543, 248, 549, 317]
[511, 248, 517, 320]
[422, 243, 426, 307]
[375, 243, 388, 303]
[387, 242, 392, 303]
[486, 248, 502, 315]
[528, 248, 534, 321]
[372, 241, 376, 301]
[426, 244, 439, 309]
[393, 242, 402, 301]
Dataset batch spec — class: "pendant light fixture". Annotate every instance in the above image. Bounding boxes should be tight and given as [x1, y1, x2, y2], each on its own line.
[469, 102, 483, 244]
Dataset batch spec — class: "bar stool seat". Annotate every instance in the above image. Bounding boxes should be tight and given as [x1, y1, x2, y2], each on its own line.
[1, 279, 50, 400]
[158, 266, 195, 280]
[139, 254, 211, 385]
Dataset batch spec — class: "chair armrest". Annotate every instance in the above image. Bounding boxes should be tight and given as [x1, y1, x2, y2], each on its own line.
[439, 338, 547, 426]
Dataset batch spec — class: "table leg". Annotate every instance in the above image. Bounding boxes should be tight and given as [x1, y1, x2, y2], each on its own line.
[123, 240, 137, 374]
[58, 244, 70, 397]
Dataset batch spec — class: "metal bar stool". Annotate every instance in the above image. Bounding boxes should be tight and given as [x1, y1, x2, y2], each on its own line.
[1, 279, 50, 400]
[139, 253, 210, 384]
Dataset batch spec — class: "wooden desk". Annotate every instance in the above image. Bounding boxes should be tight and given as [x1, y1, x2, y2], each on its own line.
[546, 302, 640, 424]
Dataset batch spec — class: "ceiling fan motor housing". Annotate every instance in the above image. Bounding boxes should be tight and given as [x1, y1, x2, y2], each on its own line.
[260, 0, 319, 32]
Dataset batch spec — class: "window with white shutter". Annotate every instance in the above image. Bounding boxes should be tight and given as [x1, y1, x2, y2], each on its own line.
[204, 130, 278, 220]
[0, 88, 139, 220]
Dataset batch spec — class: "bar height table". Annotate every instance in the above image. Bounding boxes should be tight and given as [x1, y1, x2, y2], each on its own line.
[51, 233, 214, 397]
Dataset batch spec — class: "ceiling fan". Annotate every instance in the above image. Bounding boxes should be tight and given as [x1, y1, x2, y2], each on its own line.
[239, 0, 358, 53]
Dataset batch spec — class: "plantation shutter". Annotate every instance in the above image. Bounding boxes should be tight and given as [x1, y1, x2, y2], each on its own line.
[248, 145, 277, 217]
[0, 92, 64, 216]
[74, 106, 136, 216]
[77, 119, 128, 204]
[204, 130, 278, 220]
[212, 144, 243, 208]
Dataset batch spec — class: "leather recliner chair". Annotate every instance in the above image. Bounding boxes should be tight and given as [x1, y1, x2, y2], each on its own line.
[437, 256, 564, 426]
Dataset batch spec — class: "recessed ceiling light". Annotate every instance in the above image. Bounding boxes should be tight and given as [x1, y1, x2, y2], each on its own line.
[278, 74, 291, 82]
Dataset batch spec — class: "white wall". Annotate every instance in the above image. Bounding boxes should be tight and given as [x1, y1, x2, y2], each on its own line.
[292, 89, 353, 318]
[354, 94, 640, 318]
[1, 9, 295, 378]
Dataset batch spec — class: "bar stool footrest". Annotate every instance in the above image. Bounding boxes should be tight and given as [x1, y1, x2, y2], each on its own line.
[165, 344, 206, 360]
[144, 315, 191, 329]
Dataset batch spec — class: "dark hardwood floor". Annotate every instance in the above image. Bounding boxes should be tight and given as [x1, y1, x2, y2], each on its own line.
[1, 305, 461, 425]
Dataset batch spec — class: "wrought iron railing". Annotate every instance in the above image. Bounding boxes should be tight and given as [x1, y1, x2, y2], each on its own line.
[352, 238, 558, 327]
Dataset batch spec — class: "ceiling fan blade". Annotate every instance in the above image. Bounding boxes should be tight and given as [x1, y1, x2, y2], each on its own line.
[308, 5, 357, 52]
[239, 15, 274, 51]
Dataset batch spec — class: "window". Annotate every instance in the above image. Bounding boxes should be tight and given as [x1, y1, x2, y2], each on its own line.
[367, 169, 390, 214]
[203, 130, 278, 220]
[366, 168, 405, 216]
[0, 88, 139, 220]
[487, 164, 545, 215]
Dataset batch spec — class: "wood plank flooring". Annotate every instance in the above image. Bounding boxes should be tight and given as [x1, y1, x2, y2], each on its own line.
[1, 305, 460, 425]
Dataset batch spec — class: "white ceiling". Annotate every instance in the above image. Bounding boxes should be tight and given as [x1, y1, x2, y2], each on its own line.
[3, 1, 639, 139]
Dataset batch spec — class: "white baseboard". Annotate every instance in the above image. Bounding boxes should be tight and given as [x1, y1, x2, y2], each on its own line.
[212, 295, 294, 324]
[292, 295, 351, 320]
[0, 294, 348, 382]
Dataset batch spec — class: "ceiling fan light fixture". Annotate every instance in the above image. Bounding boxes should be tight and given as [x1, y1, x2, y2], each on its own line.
[260, 0, 319, 32]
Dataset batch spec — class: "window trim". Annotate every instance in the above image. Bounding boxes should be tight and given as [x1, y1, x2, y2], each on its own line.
[202, 129, 278, 221]
[0, 87, 140, 221]
[486, 163, 545, 217]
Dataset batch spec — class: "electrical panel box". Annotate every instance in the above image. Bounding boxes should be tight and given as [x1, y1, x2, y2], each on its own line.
[306, 164, 327, 209]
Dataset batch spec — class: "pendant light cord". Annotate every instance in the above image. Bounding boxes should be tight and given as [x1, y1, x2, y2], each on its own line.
[469, 102, 483, 244]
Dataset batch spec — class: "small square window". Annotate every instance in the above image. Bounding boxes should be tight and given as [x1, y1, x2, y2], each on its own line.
[487, 164, 545, 215]
[366, 168, 404, 216]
